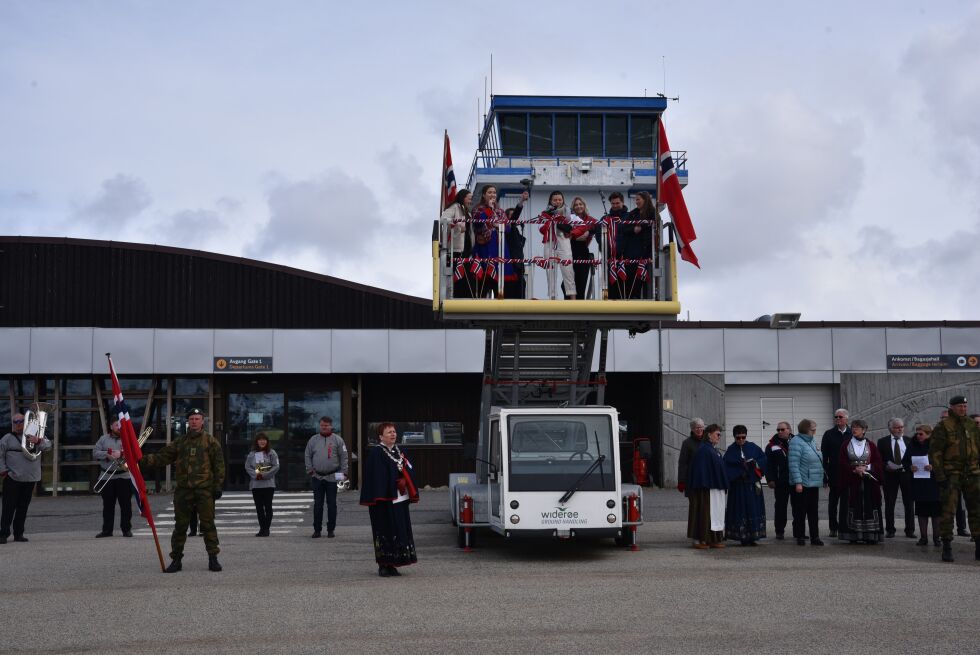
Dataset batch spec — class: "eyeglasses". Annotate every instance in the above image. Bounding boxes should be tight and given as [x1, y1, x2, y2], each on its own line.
[834, 416, 847, 419]
[777, 427, 788, 431]
[13, 419, 25, 424]
[734, 435, 747, 440]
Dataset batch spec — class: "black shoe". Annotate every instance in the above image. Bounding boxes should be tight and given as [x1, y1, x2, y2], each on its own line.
[255, 531, 263, 537]
[885, 531, 895, 538]
[188, 530, 197, 537]
[975, 543, 980, 561]
[916, 536, 928, 546]
[811, 538, 825, 546]
[957, 529, 970, 537]
[829, 530, 837, 538]
[164, 559, 182, 573]
[13, 536, 28, 543]
[0, 537, 6, 545]
[95, 531, 112, 538]
[775, 532, 784, 540]
[387, 566, 401, 576]
[312, 531, 321, 539]
[905, 532, 916, 539]
[327, 531, 335, 538]
[942, 539, 954, 562]
[122, 530, 133, 538]
[208, 555, 222, 572]
[796, 538, 806, 546]
[934, 537, 941, 547]
[378, 565, 391, 577]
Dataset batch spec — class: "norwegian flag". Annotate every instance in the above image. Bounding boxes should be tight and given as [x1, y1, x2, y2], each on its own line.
[485, 259, 498, 282]
[609, 259, 627, 284]
[470, 256, 484, 281]
[453, 258, 466, 282]
[106, 354, 156, 528]
[659, 120, 700, 268]
[441, 132, 457, 211]
[636, 261, 649, 282]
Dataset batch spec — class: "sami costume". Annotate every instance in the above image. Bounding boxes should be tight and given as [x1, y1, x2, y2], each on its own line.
[837, 438, 884, 543]
[687, 441, 729, 545]
[471, 204, 516, 297]
[723, 441, 767, 544]
[359, 443, 419, 569]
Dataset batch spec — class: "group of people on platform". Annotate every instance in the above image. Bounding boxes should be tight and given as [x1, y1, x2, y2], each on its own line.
[440, 186, 657, 301]
[0, 411, 419, 577]
[677, 395, 980, 562]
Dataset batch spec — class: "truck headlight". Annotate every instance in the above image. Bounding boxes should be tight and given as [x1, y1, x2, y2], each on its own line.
[607, 514, 617, 523]
[510, 514, 520, 524]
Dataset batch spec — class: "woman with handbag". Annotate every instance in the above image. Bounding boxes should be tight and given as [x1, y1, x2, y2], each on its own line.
[359, 422, 419, 577]
[723, 425, 767, 546]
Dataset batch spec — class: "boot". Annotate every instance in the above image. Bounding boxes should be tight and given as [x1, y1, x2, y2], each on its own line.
[975, 540, 980, 561]
[387, 566, 401, 576]
[378, 565, 391, 577]
[941, 539, 954, 563]
[164, 558, 182, 573]
[208, 555, 222, 572]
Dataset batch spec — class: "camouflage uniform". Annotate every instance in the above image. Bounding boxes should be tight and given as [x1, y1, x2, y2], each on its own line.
[142, 430, 225, 560]
[928, 414, 980, 540]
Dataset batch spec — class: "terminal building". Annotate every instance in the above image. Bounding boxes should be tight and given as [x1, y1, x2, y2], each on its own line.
[3, 95, 980, 496]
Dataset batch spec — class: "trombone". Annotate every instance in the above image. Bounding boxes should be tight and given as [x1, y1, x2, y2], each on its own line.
[93, 426, 153, 493]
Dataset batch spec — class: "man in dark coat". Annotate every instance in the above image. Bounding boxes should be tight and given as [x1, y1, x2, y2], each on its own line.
[677, 418, 705, 496]
[878, 417, 914, 538]
[765, 421, 793, 539]
[821, 408, 851, 537]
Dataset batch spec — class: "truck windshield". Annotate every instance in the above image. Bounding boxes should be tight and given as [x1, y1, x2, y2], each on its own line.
[507, 414, 616, 492]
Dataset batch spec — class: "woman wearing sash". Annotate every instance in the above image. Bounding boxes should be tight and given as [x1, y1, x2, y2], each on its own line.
[837, 419, 885, 544]
[245, 432, 279, 537]
[360, 422, 419, 577]
[687, 424, 729, 549]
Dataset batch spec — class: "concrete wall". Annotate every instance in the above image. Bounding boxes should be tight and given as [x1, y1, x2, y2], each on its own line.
[661, 373, 725, 486]
[840, 373, 980, 442]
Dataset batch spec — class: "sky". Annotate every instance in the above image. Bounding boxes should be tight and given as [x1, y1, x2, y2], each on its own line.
[2, 1, 979, 321]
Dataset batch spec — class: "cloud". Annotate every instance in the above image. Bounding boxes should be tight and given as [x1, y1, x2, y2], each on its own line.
[159, 208, 228, 240]
[75, 174, 152, 223]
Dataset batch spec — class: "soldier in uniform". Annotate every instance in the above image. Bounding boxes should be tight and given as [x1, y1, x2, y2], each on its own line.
[929, 395, 980, 562]
[141, 408, 225, 572]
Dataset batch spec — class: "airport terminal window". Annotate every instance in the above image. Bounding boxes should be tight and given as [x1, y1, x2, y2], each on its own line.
[61, 378, 92, 396]
[605, 115, 628, 157]
[580, 114, 603, 156]
[630, 116, 655, 158]
[366, 421, 463, 446]
[13, 378, 34, 398]
[499, 113, 528, 156]
[529, 114, 553, 156]
[555, 115, 578, 156]
[59, 410, 95, 446]
[0, 380, 10, 428]
[175, 377, 209, 396]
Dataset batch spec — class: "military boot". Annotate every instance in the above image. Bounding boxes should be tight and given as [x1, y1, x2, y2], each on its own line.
[941, 539, 954, 563]
[164, 558, 182, 573]
[208, 555, 222, 572]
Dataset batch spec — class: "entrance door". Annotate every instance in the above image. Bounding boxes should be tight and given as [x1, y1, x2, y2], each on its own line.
[285, 391, 343, 490]
[225, 392, 286, 491]
[489, 419, 502, 522]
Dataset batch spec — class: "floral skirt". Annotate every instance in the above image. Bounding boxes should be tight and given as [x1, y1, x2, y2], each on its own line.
[368, 501, 418, 567]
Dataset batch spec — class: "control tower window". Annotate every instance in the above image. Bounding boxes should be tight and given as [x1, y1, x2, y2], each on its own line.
[605, 115, 628, 157]
[630, 116, 655, 158]
[500, 113, 528, 156]
[580, 114, 603, 157]
[529, 114, 553, 156]
[555, 115, 578, 156]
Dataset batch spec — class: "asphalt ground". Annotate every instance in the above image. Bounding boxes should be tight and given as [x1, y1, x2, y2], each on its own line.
[3, 487, 979, 655]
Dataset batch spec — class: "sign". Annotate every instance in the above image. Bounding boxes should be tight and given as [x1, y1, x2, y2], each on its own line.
[887, 354, 980, 370]
[213, 356, 273, 372]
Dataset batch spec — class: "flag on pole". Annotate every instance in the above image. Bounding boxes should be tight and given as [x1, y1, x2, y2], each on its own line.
[441, 131, 457, 212]
[107, 355, 155, 529]
[658, 120, 700, 268]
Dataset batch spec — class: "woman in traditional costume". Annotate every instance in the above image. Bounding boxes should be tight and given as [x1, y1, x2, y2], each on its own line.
[471, 184, 516, 298]
[837, 418, 884, 544]
[903, 424, 941, 546]
[359, 422, 419, 577]
[687, 424, 729, 549]
[723, 425, 767, 546]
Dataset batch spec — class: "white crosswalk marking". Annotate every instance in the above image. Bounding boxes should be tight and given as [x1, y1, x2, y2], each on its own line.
[132, 491, 313, 536]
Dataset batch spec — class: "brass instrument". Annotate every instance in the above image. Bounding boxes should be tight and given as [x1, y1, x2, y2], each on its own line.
[255, 462, 273, 475]
[93, 426, 152, 493]
[21, 402, 55, 461]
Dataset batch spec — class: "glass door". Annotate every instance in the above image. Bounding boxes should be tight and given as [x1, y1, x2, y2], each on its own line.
[225, 393, 286, 491]
[286, 391, 342, 491]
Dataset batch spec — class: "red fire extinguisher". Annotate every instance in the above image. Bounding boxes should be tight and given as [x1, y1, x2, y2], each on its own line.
[632, 437, 652, 487]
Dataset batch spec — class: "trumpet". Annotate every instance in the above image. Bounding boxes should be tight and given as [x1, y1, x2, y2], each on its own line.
[93, 426, 152, 493]
[22, 402, 56, 461]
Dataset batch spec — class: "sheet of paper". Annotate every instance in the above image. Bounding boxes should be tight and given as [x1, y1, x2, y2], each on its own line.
[911, 455, 931, 479]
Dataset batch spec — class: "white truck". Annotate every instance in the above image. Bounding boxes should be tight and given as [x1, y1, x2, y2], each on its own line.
[450, 405, 643, 549]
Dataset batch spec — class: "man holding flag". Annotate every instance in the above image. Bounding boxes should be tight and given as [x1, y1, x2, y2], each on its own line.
[140, 407, 225, 572]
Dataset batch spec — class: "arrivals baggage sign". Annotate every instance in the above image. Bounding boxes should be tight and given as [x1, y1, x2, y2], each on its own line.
[214, 357, 273, 372]
[887, 354, 980, 370]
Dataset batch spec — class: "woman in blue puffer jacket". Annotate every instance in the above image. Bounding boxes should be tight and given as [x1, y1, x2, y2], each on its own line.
[788, 418, 826, 546]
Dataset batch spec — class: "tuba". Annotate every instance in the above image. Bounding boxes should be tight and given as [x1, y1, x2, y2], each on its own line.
[21, 402, 55, 461]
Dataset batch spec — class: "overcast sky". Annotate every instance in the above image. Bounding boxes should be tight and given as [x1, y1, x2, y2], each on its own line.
[2, 1, 979, 321]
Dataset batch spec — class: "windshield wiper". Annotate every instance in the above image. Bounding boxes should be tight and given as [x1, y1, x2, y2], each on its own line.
[558, 454, 606, 505]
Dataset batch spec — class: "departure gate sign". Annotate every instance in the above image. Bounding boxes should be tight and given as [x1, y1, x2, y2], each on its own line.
[887, 354, 980, 370]
[213, 356, 273, 372]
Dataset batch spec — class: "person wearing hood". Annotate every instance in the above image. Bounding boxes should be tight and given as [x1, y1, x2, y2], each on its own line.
[724, 425, 767, 546]
[836, 419, 884, 544]
[788, 418, 825, 546]
[765, 421, 793, 539]
[687, 424, 729, 549]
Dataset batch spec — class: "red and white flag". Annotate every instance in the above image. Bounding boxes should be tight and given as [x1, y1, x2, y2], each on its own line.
[441, 131, 457, 212]
[107, 354, 156, 529]
[658, 120, 700, 268]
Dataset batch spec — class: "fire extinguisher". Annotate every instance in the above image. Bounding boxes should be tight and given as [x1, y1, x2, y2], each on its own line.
[626, 493, 640, 551]
[460, 494, 474, 552]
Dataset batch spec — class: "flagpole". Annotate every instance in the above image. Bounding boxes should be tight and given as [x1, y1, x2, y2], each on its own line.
[654, 115, 664, 299]
[138, 463, 167, 573]
[440, 130, 448, 215]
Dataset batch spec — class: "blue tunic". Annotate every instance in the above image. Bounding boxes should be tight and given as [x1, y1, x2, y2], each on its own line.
[723, 441, 768, 542]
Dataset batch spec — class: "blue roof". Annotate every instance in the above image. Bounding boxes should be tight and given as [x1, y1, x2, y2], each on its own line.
[490, 95, 669, 112]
